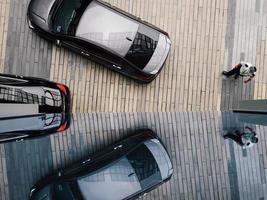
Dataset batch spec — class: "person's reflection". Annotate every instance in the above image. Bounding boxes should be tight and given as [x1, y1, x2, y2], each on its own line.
[223, 126, 258, 149]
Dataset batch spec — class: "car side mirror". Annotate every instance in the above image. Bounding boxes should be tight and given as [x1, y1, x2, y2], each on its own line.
[139, 192, 147, 198]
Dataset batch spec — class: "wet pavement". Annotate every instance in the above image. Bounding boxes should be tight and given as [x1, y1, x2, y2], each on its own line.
[0, 112, 266, 200]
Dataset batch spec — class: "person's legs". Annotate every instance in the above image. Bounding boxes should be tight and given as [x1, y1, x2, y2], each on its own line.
[223, 67, 240, 77]
[224, 133, 243, 146]
[234, 130, 242, 135]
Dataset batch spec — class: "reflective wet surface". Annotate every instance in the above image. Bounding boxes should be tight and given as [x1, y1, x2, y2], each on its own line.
[0, 112, 266, 200]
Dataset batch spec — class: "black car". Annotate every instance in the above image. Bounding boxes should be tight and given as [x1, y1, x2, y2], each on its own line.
[0, 73, 71, 142]
[27, 0, 171, 83]
[29, 130, 173, 200]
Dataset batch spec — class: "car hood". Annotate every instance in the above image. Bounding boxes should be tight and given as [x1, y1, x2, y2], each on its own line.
[28, 0, 57, 31]
[142, 33, 171, 74]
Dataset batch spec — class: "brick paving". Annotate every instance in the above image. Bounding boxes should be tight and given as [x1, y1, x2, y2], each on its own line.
[49, 0, 229, 112]
[0, 0, 267, 199]
[1, 0, 228, 112]
[1, 0, 266, 112]
[0, 0, 10, 73]
[1, 0, 267, 112]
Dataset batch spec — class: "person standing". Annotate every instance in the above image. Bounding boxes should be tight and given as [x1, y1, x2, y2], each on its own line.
[222, 62, 257, 83]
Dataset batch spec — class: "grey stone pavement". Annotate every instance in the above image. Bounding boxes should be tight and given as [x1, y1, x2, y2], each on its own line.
[0, 112, 267, 200]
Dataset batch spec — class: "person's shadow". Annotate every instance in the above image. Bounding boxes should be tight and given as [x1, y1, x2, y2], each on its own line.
[223, 126, 258, 149]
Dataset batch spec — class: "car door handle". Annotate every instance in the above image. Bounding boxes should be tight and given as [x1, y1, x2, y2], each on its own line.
[126, 37, 132, 41]
[128, 172, 135, 177]
[113, 64, 122, 70]
[82, 158, 91, 164]
[81, 51, 90, 56]
[114, 144, 123, 150]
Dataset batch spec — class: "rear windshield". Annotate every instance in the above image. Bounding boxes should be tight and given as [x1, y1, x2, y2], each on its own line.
[0, 86, 63, 113]
[125, 24, 159, 69]
[126, 143, 162, 188]
[125, 32, 158, 69]
[0, 86, 41, 104]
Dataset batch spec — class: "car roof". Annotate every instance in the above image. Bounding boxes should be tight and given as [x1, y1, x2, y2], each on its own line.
[75, 138, 170, 199]
[77, 157, 141, 200]
[0, 104, 39, 117]
[75, 1, 139, 57]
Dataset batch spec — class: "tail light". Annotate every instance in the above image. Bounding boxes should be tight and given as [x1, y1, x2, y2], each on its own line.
[56, 83, 67, 96]
[57, 122, 67, 132]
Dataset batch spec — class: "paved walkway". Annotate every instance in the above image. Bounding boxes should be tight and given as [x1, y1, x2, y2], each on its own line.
[49, 0, 228, 112]
[1, 0, 266, 112]
[0, 0, 9, 74]
[0, 0, 267, 199]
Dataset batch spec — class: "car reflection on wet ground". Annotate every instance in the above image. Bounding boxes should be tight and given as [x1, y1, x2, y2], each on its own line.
[0, 112, 266, 200]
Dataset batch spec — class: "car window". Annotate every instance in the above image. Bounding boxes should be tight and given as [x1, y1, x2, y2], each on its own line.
[126, 143, 162, 189]
[68, 37, 123, 65]
[52, 0, 94, 34]
[144, 139, 172, 180]
[0, 85, 62, 108]
[0, 86, 38, 104]
[0, 85, 41, 104]
[125, 32, 158, 69]
[52, 0, 84, 34]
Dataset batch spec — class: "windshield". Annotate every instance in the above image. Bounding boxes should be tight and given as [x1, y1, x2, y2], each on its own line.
[53, 182, 83, 200]
[125, 24, 159, 69]
[0, 85, 63, 112]
[52, 0, 92, 35]
[126, 143, 162, 188]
